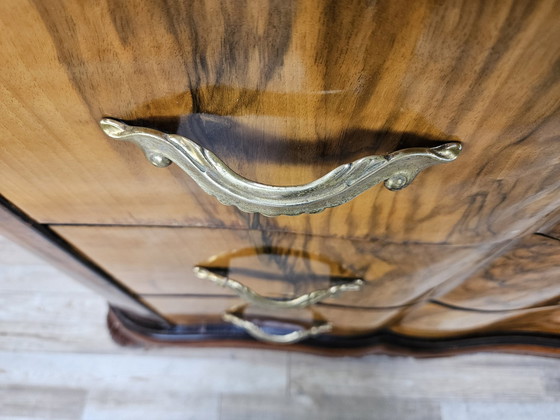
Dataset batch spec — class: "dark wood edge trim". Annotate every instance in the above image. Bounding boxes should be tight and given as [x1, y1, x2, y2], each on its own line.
[108, 307, 560, 358]
[0, 194, 170, 326]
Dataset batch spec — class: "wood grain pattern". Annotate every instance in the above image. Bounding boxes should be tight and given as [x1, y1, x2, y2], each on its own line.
[59, 223, 560, 342]
[0, 0, 558, 245]
[0, 386, 87, 419]
[1, 0, 560, 352]
[433, 234, 560, 310]
[51, 225, 502, 308]
[392, 302, 560, 338]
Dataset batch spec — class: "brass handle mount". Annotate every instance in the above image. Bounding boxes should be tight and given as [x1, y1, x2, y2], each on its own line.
[100, 118, 461, 217]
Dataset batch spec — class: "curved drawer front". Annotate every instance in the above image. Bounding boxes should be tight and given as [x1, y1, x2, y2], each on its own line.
[142, 296, 401, 336]
[142, 296, 560, 340]
[393, 303, 560, 338]
[52, 225, 502, 308]
[434, 234, 560, 311]
[1, 1, 559, 247]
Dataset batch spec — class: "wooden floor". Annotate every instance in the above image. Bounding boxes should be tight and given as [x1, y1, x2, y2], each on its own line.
[0, 235, 559, 420]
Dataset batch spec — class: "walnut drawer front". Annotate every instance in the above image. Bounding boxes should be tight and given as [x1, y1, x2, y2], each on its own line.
[434, 234, 560, 311]
[1, 1, 560, 248]
[393, 303, 560, 339]
[51, 225, 500, 309]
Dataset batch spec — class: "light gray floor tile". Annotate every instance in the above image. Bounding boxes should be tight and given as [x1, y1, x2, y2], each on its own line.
[440, 401, 560, 420]
[220, 394, 440, 420]
[82, 390, 220, 420]
[0, 350, 288, 395]
[0, 236, 49, 265]
[0, 264, 91, 294]
[289, 353, 549, 400]
[0, 385, 87, 419]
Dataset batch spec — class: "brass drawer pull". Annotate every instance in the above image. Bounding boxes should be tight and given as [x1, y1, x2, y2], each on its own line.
[100, 118, 461, 217]
[223, 310, 332, 344]
[194, 266, 363, 308]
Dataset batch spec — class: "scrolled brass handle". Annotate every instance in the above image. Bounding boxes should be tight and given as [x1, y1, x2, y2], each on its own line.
[193, 266, 363, 308]
[223, 310, 332, 344]
[100, 118, 461, 217]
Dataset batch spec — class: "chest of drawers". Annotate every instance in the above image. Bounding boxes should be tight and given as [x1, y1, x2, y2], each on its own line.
[1, 0, 560, 356]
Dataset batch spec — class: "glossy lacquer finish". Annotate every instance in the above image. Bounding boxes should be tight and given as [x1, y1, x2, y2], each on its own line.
[1, 0, 560, 350]
[436, 234, 560, 311]
[51, 225, 560, 342]
[0, 0, 558, 245]
[51, 225, 500, 308]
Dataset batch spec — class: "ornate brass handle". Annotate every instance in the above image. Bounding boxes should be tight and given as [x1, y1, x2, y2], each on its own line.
[100, 118, 462, 217]
[193, 266, 363, 308]
[223, 310, 332, 344]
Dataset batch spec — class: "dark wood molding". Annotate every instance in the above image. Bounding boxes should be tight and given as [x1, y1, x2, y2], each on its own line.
[0, 194, 170, 326]
[108, 307, 560, 358]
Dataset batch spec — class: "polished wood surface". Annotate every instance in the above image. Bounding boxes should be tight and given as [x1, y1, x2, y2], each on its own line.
[54, 224, 560, 340]
[142, 296, 400, 335]
[52, 225, 501, 307]
[122, 295, 560, 353]
[393, 303, 560, 338]
[434, 234, 560, 310]
[1, 0, 560, 353]
[0, 0, 558, 245]
[109, 307, 560, 358]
